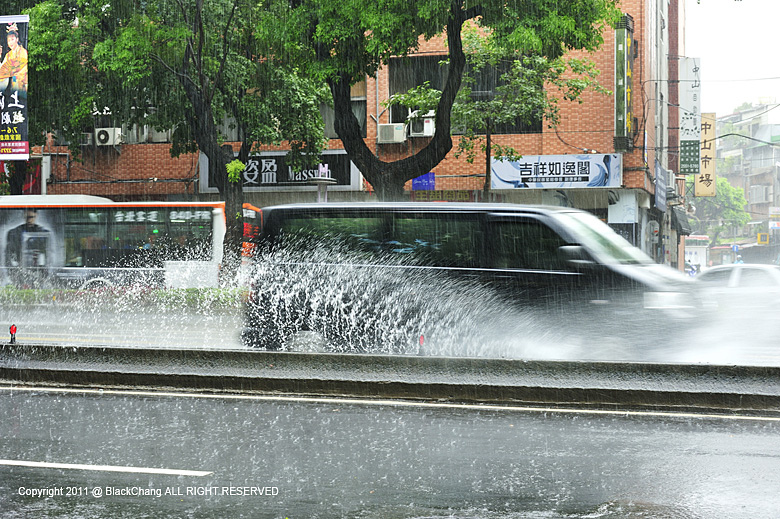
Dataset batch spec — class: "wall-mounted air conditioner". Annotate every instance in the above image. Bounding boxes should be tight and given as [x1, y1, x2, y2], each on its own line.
[95, 127, 123, 146]
[408, 110, 435, 137]
[80, 132, 93, 146]
[377, 123, 406, 144]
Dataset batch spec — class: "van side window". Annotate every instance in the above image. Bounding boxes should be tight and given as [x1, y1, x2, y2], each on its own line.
[492, 220, 568, 270]
[278, 216, 385, 254]
[390, 214, 482, 268]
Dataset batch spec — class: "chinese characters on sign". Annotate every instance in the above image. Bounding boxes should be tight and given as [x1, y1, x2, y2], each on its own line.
[695, 113, 717, 197]
[0, 15, 28, 161]
[679, 57, 701, 177]
[491, 154, 622, 190]
[113, 210, 212, 223]
[204, 152, 354, 193]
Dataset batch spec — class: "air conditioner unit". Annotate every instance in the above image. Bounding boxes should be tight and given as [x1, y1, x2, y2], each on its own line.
[80, 132, 93, 146]
[377, 123, 406, 144]
[408, 110, 435, 137]
[95, 127, 123, 146]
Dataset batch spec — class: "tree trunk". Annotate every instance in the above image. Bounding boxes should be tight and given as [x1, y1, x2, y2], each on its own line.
[8, 161, 26, 195]
[483, 119, 492, 199]
[329, 6, 471, 201]
[180, 78, 245, 285]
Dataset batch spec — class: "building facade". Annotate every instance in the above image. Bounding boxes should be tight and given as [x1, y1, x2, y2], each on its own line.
[31, 0, 689, 267]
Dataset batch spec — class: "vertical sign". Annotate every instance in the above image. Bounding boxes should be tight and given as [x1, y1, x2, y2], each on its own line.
[679, 57, 701, 177]
[696, 113, 717, 197]
[0, 15, 28, 161]
[614, 14, 634, 151]
[655, 160, 667, 212]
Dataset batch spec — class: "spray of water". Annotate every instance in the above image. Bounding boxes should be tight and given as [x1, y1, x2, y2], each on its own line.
[247, 241, 581, 358]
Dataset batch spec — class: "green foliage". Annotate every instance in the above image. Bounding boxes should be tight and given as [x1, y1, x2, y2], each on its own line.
[226, 159, 246, 183]
[686, 176, 751, 243]
[384, 27, 611, 165]
[0, 286, 243, 311]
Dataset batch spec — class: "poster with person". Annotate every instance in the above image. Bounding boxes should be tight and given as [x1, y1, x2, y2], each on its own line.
[0, 207, 64, 287]
[0, 15, 29, 161]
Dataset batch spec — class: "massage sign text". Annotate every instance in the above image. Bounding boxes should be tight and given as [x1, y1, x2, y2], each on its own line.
[0, 16, 29, 161]
[236, 153, 352, 187]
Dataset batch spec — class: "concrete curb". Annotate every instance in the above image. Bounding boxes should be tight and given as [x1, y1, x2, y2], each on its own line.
[2, 344, 780, 413]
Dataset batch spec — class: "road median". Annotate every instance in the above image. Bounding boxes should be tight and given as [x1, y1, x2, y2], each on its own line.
[2, 343, 780, 414]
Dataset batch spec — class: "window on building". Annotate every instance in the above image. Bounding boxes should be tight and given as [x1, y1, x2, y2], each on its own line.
[322, 80, 367, 139]
[389, 55, 449, 123]
[389, 55, 541, 134]
[465, 61, 543, 134]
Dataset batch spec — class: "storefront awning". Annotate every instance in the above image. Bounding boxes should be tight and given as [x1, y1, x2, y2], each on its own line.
[671, 206, 693, 235]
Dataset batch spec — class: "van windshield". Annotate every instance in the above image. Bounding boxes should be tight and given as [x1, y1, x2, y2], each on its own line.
[555, 211, 653, 265]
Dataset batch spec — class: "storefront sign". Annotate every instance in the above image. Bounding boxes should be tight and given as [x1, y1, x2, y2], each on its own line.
[199, 150, 361, 193]
[614, 14, 634, 151]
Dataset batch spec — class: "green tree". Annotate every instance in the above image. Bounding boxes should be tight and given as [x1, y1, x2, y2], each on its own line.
[387, 28, 610, 196]
[286, 0, 620, 199]
[687, 176, 750, 246]
[24, 0, 328, 279]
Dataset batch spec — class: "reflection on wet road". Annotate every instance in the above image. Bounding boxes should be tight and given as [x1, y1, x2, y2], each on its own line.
[2, 387, 780, 519]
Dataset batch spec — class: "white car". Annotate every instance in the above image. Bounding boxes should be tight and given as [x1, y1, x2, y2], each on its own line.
[694, 264, 780, 313]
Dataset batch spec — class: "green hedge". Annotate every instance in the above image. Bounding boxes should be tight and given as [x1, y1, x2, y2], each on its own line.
[0, 287, 244, 311]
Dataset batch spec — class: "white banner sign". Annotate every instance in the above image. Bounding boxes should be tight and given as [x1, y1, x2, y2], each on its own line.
[492, 154, 622, 189]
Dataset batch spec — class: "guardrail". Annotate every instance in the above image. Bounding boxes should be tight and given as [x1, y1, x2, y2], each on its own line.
[2, 344, 780, 414]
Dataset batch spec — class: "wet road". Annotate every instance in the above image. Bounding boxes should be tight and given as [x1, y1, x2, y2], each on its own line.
[1, 386, 780, 519]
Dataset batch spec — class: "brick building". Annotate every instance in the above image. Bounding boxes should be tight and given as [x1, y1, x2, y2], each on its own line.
[35, 0, 689, 267]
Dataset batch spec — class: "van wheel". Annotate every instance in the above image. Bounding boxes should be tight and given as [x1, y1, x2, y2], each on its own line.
[80, 278, 112, 290]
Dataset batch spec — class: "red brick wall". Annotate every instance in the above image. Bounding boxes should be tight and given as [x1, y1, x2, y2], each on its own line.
[37, 1, 660, 200]
[43, 144, 201, 200]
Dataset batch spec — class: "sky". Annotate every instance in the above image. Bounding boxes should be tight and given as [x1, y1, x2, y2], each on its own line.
[684, 0, 780, 117]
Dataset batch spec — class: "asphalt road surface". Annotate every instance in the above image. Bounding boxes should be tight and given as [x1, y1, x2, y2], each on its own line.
[1, 386, 780, 518]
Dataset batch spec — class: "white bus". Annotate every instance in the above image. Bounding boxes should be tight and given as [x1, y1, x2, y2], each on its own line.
[0, 195, 238, 289]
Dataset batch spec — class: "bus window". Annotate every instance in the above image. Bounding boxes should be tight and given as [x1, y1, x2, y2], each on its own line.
[65, 209, 108, 267]
[167, 208, 214, 261]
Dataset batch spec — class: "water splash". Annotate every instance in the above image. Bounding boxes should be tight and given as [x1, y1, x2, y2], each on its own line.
[247, 242, 578, 358]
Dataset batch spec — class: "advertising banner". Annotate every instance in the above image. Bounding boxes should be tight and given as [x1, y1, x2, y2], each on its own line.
[0, 15, 29, 161]
[0, 208, 65, 287]
[655, 160, 667, 212]
[491, 154, 622, 190]
[770, 207, 780, 230]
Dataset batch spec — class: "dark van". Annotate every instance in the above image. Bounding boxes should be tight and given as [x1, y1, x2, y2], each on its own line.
[242, 202, 695, 353]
